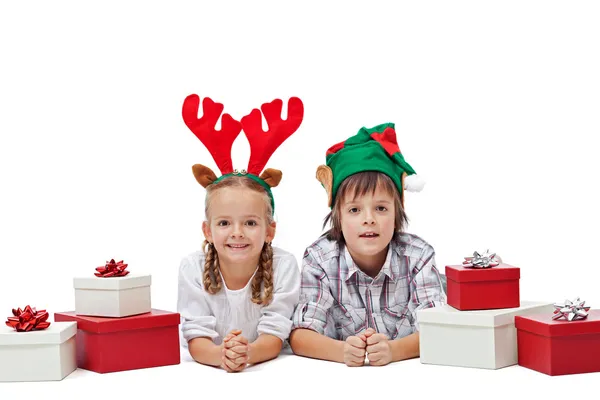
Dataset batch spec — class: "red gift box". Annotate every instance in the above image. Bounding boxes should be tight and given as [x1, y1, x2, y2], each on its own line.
[54, 309, 180, 373]
[445, 263, 520, 310]
[515, 310, 600, 376]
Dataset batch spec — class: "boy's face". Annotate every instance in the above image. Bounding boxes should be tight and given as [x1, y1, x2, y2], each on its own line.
[340, 186, 396, 261]
[202, 186, 275, 268]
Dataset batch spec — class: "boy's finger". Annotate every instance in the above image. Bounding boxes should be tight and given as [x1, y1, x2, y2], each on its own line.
[366, 333, 387, 345]
[346, 357, 365, 367]
[363, 328, 376, 337]
[366, 342, 384, 353]
[346, 336, 366, 348]
[350, 353, 365, 362]
[367, 350, 382, 363]
[348, 346, 366, 358]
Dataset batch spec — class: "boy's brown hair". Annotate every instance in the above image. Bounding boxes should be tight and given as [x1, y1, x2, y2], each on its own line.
[322, 171, 408, 243]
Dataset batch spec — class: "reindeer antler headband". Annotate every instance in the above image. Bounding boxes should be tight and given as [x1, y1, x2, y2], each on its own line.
[182, 95, 304, 213]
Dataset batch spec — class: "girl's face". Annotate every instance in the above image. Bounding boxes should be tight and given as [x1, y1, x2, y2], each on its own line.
[340, 185, 396, 262]
[202, 186, 275, 268]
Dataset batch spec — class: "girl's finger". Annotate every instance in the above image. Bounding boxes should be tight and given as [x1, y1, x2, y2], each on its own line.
[223, 357, 241, 371]
[231, 354, 249, 365]
[228, 344, 249, 355]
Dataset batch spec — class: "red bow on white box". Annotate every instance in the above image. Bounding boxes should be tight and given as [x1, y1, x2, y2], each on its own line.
[6, 306, 51, 332]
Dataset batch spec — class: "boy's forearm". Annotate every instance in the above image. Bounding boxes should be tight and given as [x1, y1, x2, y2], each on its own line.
[390, 332, 420, 362]
[289, 328, 345, 363]
[188, 337, 222, 367]
[248, 334, 283, 365]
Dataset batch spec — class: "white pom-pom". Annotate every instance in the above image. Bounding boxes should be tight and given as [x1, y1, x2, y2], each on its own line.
[404, 174, 425, 192]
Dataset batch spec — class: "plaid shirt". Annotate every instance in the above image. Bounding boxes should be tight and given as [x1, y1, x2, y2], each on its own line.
[292, 232, 446, 341]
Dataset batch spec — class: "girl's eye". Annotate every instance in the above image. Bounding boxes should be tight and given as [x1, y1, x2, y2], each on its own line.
[246, 220, 257, 226]
[376, 206, 387, 212]
[217, 220, 229, 226]
[348, 207, 359, 213]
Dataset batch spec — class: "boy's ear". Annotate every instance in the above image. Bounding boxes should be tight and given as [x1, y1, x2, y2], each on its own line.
[193, 164, 218, 188]
[316, 165, 333, 207]
[266, 221, 277, 243]
[259, 168, 282, 188]
[202, 221, 212, 243]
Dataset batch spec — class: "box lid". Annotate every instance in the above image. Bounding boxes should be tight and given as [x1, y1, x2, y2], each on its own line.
[445, 263, 520, 283]
[0, 321, 76, 346]
[417, 300, 553, 328]
[73, 274, 151, 290]
[54, 309, 179, 334]
[515, 309, 600, 337]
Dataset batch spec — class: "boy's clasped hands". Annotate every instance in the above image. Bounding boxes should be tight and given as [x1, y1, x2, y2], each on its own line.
[344, 328, 392, 367]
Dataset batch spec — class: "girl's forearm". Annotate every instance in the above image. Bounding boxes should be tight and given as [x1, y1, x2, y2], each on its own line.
[188, 337, 222, 367]
[248, 333, 284, 365]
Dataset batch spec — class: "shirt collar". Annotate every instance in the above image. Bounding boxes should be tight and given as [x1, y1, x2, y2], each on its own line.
[342, 243, 396, 283]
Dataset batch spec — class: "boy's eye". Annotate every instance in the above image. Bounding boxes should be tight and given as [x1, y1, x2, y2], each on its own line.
[348, 207, 359, 213]
[246, 220, 257, 226]
[217, 220, 229, 226]
[376, 206, 387, 212]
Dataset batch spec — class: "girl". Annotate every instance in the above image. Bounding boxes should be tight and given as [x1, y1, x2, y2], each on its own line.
[290, 122, 447, 367]
[177, 95, 303, 372]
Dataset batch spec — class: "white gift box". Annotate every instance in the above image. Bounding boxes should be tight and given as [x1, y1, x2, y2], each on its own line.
[418, 300, 553, 370]
[73, 274, 151, 317]
[0, 321, 77, 382]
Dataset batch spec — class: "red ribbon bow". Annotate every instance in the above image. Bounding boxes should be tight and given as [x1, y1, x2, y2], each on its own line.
[95, 259, 130, 277]
[6, 306, 51, 332]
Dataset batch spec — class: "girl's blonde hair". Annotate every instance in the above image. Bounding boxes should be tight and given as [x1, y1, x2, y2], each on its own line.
[202, 176, 274, 306]
[323, 171, 408, 243]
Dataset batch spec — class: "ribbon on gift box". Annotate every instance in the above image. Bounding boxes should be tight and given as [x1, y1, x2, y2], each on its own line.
[553, 298, 590, 321]
[462, 250, 500, 269]
[6, 306, 51, 332]
[95, 259, 130, 277]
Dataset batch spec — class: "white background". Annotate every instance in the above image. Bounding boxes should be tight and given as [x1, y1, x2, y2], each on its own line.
[1, 0, 599, 398]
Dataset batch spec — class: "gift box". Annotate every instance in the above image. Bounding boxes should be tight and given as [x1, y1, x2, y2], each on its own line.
[445, 263, 520, 310]
[54, 309, 180, 373]
[73, 274, 151, 317]
[516, 306, 600, 376]
[418, 300, 552, 369]
[0, 321, 77, 381]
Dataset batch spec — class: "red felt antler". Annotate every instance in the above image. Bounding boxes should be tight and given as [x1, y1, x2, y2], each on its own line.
[182, 95, 242, 175]
[241, 97, 304, 176]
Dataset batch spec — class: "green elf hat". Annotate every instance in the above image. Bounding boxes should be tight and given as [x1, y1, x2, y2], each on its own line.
[182, 95, 304, 214]
[316, 122, 425, 208]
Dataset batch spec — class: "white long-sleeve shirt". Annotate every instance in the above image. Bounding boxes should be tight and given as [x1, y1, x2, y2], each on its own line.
[177, 246, 300, 347]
